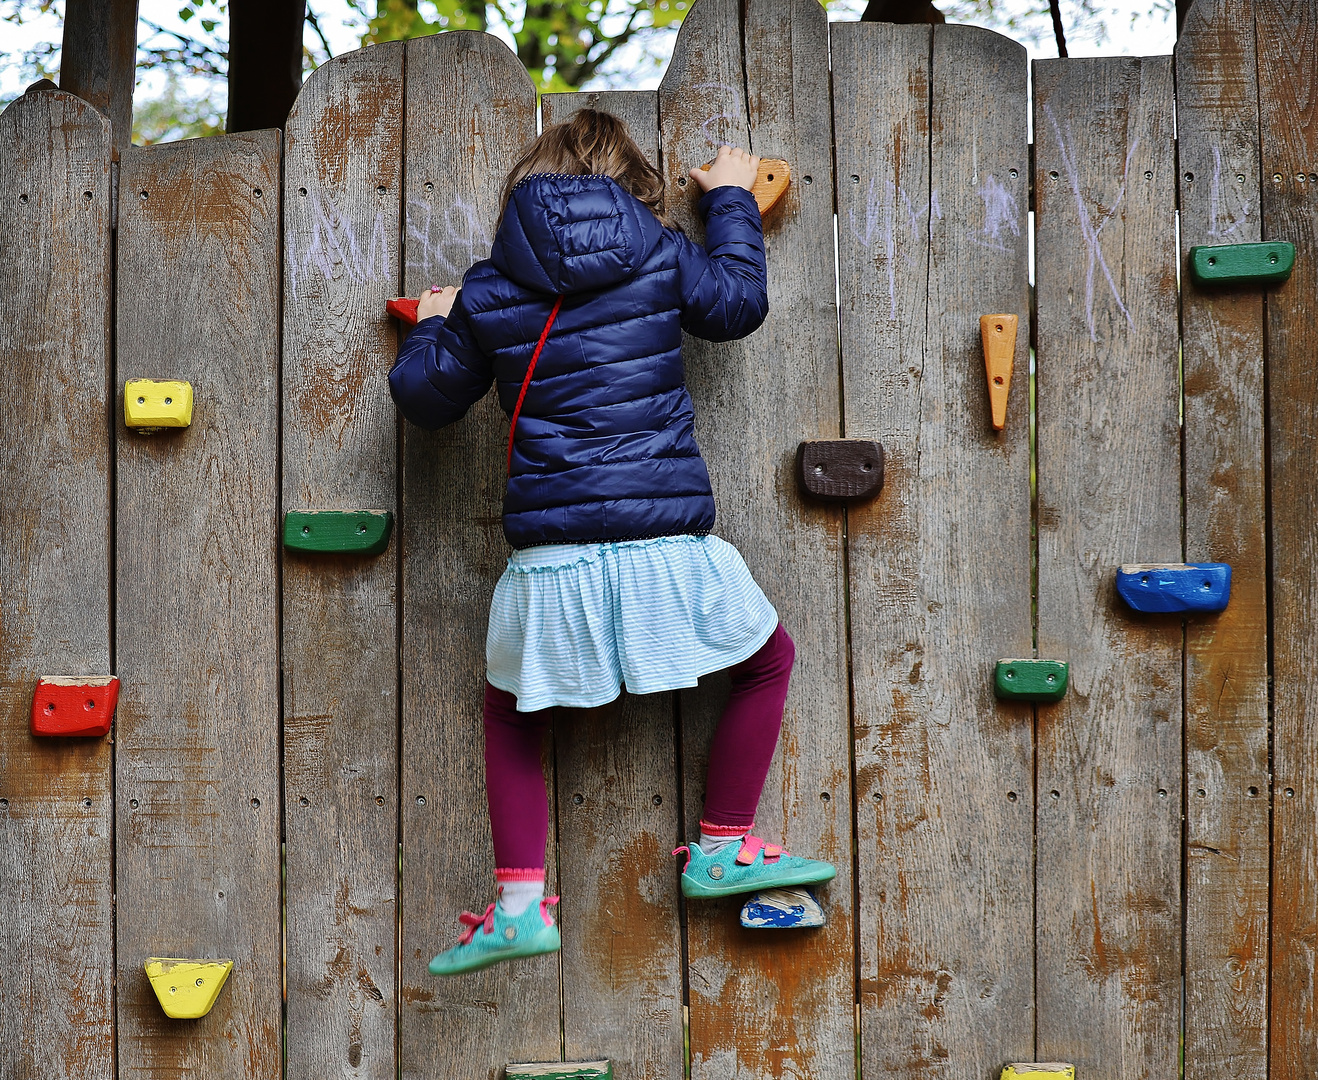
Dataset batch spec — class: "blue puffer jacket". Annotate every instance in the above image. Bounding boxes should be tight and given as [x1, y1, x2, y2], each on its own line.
[388, 174, 768, 549]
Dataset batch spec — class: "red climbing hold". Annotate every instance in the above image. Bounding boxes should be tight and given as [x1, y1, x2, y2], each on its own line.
[31, 676, 119, 737]
[386, 297, 420, 326]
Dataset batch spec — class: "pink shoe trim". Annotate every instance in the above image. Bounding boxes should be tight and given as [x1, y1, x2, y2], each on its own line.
[673, 845, 692, 872]
[699, 819, 752, 837]
[457, 902, 496, 945]
[540, 895, 560, 926]
[495, 867, 546, 883]
[736, 835, 787, 866]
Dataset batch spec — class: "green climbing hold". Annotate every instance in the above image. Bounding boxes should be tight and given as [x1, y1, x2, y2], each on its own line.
[283, 510, 393, 556]
[505, 1063, 613, 1080]
[994, 659, 1068, 703]
[1188, 241, 1294, 287]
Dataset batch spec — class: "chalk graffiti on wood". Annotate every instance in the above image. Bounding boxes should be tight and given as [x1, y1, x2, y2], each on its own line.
[695, 81, 743, 148]
[1045, 103, 1135, 343]
[405, 196, 491, 280]
[848, 176, 941, 321]
[1207, 145, 1250, 238]
[975, 174, 1021, 253]
[287, 190, 392, 299]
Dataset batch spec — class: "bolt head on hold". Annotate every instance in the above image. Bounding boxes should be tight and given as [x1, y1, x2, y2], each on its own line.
[1116, 563, 1231, 613]
[124, 379, 193, 431]
[30, 675, 119, 737]
[994, 659, 1068, 703]
[144, 958, 233, 1019]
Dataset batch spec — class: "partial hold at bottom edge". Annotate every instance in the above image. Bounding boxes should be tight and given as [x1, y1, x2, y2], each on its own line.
[740, 886, 827, 928]
[1001, 1064, 1076, 1080]
[145, 958, 233, 1019]
[505, 1062, 612, 1080]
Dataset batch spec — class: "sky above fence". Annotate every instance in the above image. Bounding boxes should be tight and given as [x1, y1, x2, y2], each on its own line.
[1, 0, 1177, 120]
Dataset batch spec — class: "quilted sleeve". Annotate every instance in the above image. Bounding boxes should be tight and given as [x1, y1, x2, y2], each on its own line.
[388, 289, 493, 430]
[675, 185, 769, 342]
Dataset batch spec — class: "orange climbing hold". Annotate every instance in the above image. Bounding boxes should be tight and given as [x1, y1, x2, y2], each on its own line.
[980, 314, 1018, 431]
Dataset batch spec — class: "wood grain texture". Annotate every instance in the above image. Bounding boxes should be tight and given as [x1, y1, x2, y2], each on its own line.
[397, 32, 556, 1080]
[839, 22, 1034, 1080]
[0, 88, 114, 1080]
[1258, 2, 1318, 1077]
[662, 2, 854, 1076]
[282, 42, 403, 1080]
[1033, 57, 1181, 1078]
[114, 131, 282, 1079]
[1176, 11, 1269, 1063]
[59, 0, 138, 154]
[541, 89, 686, 1080]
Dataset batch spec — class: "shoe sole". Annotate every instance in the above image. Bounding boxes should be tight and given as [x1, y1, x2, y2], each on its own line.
[428, 927, 561, 976]
[681, 864, 836, 899]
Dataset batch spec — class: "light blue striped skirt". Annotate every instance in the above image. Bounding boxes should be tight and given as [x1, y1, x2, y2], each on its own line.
[486, 534, 779, 712]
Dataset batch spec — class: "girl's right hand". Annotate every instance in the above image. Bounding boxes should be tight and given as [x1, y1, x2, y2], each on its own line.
[689, 145, 760, 194]
[418, 285, 460, 321]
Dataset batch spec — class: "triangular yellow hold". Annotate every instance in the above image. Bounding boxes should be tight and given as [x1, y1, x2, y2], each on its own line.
[980, 314, 1018, 431]
[1002, 1063, 1075, 1080]
[144, 958, 233, 1019]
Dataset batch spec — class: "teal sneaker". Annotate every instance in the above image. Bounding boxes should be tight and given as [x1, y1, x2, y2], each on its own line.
[427, 895, 561, 976]
[674, 835, 836, 899]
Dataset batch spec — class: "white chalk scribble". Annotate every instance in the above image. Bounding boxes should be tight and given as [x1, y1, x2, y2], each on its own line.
[287, 190, 391, 299]
[405, 196, 490, 279]
[847, 176, 941, 321]
[1045, 103, 1135, 343]
[975, 174, 1021, 252]
[1208, 144, 1250, 238]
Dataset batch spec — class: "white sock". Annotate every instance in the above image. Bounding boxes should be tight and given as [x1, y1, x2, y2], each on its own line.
[698, 829, 745, 856]
[497, 880, 544, 917]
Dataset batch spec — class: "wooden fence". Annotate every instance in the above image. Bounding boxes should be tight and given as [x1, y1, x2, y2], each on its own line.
[1, 0, 1315, 1077]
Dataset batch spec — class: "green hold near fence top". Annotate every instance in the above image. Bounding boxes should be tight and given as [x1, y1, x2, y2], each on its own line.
[1188, 241, 1295, 287]
[995, 659, 1068, 702]
[283, 510, 393, 556]
[505, 1063, 612, 1080]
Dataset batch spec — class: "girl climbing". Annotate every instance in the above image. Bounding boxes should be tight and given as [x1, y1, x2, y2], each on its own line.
[388, 109, 835, 976]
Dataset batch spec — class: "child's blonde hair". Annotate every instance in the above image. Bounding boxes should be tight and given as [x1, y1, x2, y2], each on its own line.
[499, 109, 671, 227]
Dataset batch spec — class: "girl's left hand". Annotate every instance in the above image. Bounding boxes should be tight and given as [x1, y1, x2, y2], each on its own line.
[419, 285, 459, 321]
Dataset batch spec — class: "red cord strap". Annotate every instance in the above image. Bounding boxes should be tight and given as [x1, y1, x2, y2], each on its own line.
[507, 293, 564, 474]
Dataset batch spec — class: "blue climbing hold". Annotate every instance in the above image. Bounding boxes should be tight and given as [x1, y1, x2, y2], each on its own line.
[1116, 563, 1231, 614]
[740, 887, 827, 929]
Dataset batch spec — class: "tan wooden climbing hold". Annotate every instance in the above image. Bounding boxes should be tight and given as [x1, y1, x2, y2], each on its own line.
[699, 157, 791, 216]
[980, 314, 1018, 431]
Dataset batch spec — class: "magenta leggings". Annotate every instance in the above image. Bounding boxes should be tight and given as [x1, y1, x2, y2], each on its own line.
[483, 623, 795, 872]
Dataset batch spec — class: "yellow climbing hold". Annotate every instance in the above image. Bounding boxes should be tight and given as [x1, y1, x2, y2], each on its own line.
[125, 379, 193, 431]
[1002, 1064, 1075, 1080]
[144, 957, 233, 1019]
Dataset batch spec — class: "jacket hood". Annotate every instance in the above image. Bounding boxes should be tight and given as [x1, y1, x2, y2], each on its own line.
[491, 174, 666, 295]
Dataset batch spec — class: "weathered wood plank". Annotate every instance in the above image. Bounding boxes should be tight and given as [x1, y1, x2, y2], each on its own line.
[1175, 2, 1270, 1077]
[1258, 2, 1318, 1077]
[282, 43, 404, 1080]
[1033, 57, 1181, 1078]
[114, 131, 283, 1078]
[541, 89, 686, 1080]
[662, 2, 853, 1076]
[840, 21, 1035, 1080]
[397, 31, 557, 1080]
[0, 88, 114, 1080]
[59, 0, 138, 154]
